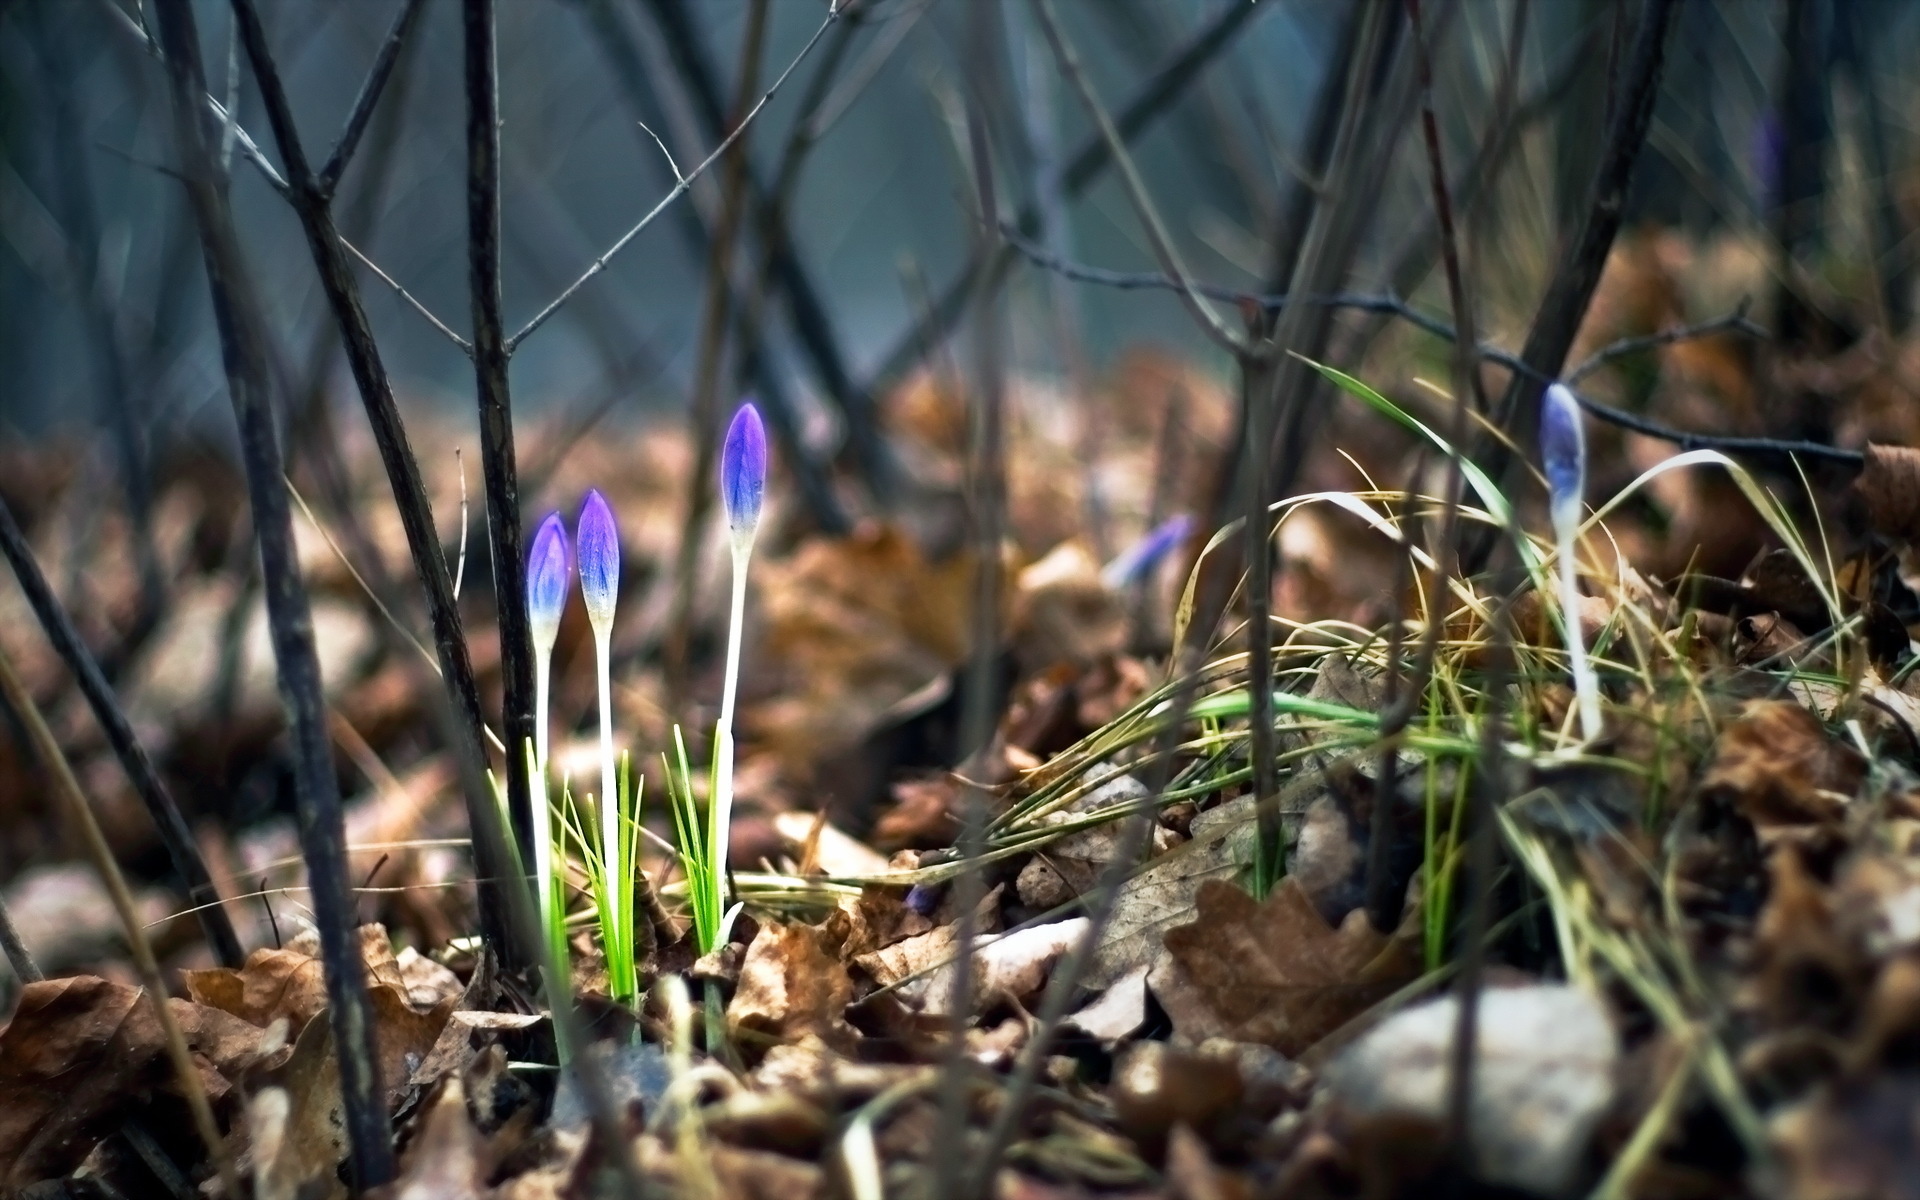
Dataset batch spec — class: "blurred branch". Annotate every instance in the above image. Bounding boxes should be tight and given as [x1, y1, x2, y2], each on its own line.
[0, 496, 244, 967]
[1028, 0, 1247, 356]
[229, 0, 520, 964]
[100, 0, 292, 197]
[150, 0, 394, 1184]
[863, 0, 1273, 405]
[463, 0, 538, 862]
[634, 0, 894, 501]
[505, 2, 844, 352]
[1480, 0, 1684, 500]
[570, 0, 850, 535]
[317, 0, 430, 197]
[0, 641, 240, 1199]
[665, 0, 771, 691]
[1001, 232, 1854, 467]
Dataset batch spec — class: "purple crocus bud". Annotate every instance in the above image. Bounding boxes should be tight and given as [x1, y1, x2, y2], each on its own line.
[527, 512, 570, 649]
[721, 402, 768, 541]
[576, 488, 620, 632]
[1540, 383, 1587, 530]
[1102, 513, 1197, 588]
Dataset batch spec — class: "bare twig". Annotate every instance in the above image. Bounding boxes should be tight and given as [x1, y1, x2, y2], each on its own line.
[99, 0, 292, 196]
[0, 630, 242, 1200]
[862, 0, 1273, 405]
[1028, 0, 1245, 355]
[1000, 235, 1847, 465]
[317, 0, 430, 197]
[505, 2, 843, 352]
[570, 0, 850, 534]
[1480, 0, 1684, 502]
[935, 16, 1011, 1191]
[462, 0, 539, 865]
[231, 0, 520, 965]
[636, 0, 893, 501]
[665, 0, 772, 694]
[0, 883, 40, 984]
[1564, 307, 1763, 382]
[0, 496, 243, 966]
[151, 0, 393, 1182]
[338, 233, 473, 352]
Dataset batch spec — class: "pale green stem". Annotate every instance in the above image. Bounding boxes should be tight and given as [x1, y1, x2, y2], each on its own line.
[1553, 512, 1602, 742]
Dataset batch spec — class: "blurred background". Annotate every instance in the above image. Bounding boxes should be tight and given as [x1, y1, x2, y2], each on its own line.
[5, 0, 1901, 434]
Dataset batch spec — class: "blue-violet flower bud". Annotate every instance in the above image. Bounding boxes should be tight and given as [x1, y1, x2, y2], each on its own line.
[1540, 382, 1587, 530]
[527, 512, 570, 648]
[721, 402, 768, 540]
[1102, 513, 1197, 588]
[576, 488, 620, 631]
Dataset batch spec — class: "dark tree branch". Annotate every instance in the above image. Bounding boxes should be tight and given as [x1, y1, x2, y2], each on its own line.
[503, 3, 842, 353]
[1482, 0, 1684, 486]
[149, 0, 393, 1184]
[317, 0, 429, 198]
[569, 0, 850, 536]
[636, 0, 894, 501]
[229, 0, 523, 966]
[999, 232, 1843, 466]
[463, 0, 538, 861]
[861, 0, 1274, 407]
[0, 497, 244, 967]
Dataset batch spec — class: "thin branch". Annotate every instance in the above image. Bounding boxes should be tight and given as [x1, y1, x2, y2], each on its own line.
[230, 0, 519, 962]
[99, 0, 292, 197]
[151, 0, 393, 1183]
[635, 0, 893, 501]
[665, 0, 772, 692]
[506, 2, 843, 352]
[1481, 0, 1684, 490]
[1000, 233, 1848, 465]
[339, 233, 473, 352]
[1027, 0, 1246, 356]
[1564, 307, 1764, 382]
[317, 0, 430, 197]
[0, 641, 241, 1200]
[862, 0, 1272, 405]
[463, 0, 538, 866]
[0, 496, 244, 966]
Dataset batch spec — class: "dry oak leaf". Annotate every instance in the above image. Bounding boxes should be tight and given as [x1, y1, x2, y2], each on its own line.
[0, 975, 265, 1189]
[184, 947, 330, 1031]
[729, 920, 854, 1046]
[1156, 878, 1418, 1056]
[1854, 443, 1920, 543]
[1701, 700, 1863, 831]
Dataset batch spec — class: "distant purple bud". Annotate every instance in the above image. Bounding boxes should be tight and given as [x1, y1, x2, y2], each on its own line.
[1102, 513, 1197, 588]
[576, 488, 620, 631]
[1540, 383, 1587, 528]
[527, 512, 570, 649]
[721, 402, 768, 538]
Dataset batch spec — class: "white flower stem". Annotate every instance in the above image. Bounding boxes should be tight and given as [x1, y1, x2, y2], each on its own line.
[713, 537, 752, 907]
[591, 623, 623, 986]
[1554, 516, 1603, 742]
[532, 652, 556, 944]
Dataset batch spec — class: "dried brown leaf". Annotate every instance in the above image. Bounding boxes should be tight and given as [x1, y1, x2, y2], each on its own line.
[1701, 700, 1863, 831]
[1156, 879, 1418, 1055]
[0, 975, 265, 1188]
[729, 921, 854, 1046]
[1854, 443, 1920, 543]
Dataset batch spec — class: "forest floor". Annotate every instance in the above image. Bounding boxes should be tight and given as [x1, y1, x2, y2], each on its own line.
[4, 228, 1920, 1199]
